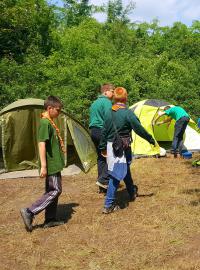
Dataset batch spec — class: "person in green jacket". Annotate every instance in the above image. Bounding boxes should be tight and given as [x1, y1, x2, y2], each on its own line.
[20, 96, 65, 232]
[99, 87, 155, 214]
[89, 83, 115, 192]
[155, 105, 190, 157]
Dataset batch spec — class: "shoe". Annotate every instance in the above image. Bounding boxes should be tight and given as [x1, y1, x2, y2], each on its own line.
[43, 219, 64, 228]
[98, 187, 107, 194]
[96, 179, 108, 190]
[170, 150, 178, 158]
[20, 208, 33, 232]
[174, 152, 178, 158]
[102, 204, 120, 214]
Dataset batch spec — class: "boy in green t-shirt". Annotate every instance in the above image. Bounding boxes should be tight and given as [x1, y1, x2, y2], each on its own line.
[20, 96, 65, 232]
[155, 105, 190, 157]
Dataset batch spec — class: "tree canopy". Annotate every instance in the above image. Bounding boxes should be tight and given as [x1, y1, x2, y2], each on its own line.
[0, 0, 199, 124]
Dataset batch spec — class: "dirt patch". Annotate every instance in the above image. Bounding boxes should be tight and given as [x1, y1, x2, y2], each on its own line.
[0, 155, 200, 270]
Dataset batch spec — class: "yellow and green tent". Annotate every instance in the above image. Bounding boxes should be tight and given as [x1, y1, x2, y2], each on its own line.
[130, 99, 200, 157]
[0, 98, 96, 173]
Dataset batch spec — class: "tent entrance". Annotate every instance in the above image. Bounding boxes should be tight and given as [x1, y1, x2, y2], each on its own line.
[153, 115, 175, 151]
[66, 126, 82, 168]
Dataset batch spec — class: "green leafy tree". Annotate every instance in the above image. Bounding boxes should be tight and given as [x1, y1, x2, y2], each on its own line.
[107, 0, 135, 24]
[0, 0, 55, 61]
[59, 0, 93, 27]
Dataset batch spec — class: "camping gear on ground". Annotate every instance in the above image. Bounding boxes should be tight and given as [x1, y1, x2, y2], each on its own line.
[0, 99, 96, 173]
[181, 150, 192, 159]
[192, 159, 200, 167]
[129, 99, 200, 157]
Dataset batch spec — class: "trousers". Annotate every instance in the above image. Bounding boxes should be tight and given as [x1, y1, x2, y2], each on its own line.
[28, 172, 62, 221]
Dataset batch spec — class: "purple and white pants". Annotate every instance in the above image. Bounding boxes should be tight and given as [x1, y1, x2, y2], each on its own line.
[28, 172, 62, 221]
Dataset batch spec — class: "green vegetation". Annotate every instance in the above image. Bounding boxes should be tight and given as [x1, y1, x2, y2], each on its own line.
[0, 0, 200, 124]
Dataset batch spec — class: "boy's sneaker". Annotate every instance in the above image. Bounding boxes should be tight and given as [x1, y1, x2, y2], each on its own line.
[170, 150, 178, 158]
[98, 187, 107, 194]
[20, 208, 33, 232]
[102, 204, 120, 214]
[43, 219, 64, 229]
[96, 179, 108, 190]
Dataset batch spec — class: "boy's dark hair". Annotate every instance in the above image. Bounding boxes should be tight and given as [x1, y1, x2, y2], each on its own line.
[101, 83, 115, 93]
[164, 105, 171, 111]
[44, 96, 63, 110]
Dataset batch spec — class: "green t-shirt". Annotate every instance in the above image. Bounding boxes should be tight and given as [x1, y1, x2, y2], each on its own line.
[165, 106, 189, 121]
[38, 118, 64, 175]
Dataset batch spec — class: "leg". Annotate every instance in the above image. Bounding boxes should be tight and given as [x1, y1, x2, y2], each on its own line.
[177, 119, 189, 154]
[90, 127, 109, 190]
[45, 172, 62, 222]
[124, 165, 137, 201]
[104, 176, 120, 208]
[28, 172, 62, 217]
[172, 118, 189, 155]
[171, 123, 180, 155]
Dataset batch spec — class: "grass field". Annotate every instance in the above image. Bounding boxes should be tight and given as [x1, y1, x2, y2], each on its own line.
[0, 154, 200, 270]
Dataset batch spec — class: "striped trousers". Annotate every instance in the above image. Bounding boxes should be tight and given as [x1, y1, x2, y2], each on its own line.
[28, 172, 62, 221]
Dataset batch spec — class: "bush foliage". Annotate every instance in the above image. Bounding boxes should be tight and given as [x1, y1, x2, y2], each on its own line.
[0, 0, 199, 125]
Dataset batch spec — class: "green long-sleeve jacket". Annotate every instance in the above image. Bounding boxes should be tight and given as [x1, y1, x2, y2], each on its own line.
[99, 107, 155, 150]
[89, 95, 112, 129]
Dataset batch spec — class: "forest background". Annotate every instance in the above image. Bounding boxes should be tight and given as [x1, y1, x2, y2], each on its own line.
[1, 0, 200, 126]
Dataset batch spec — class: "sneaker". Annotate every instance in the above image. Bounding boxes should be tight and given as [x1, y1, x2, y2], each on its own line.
[43, 219, 64, 229]
[20, 208, 33, 232]
[174, 152, 178, 158]
[102, 204, 120, 214]
[96, 179, 108, 190]
[98, 187, 107, 194]
[170, 150, 178, 158]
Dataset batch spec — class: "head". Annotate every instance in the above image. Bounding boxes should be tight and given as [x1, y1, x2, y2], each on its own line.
[113, 87, 128, 104]
[163, 105, 171, 111]
[44, 95, 63, 119]
[101, 83, 115, 100]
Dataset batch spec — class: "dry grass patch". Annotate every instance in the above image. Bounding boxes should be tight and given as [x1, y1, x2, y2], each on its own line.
[0, 154, 200, 270]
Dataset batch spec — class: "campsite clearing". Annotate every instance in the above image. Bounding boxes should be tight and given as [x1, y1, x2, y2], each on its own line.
[0, 155, 200, 270]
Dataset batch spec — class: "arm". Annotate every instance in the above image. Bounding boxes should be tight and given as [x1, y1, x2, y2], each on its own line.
[128, 111, 155, 145]
[153, 111, 165, 125]
[38, 142, 47, 178]
[38, 119, 50, 178]
[156, 116, 172, 126]
[99, 110, 112, 156]
[154, 111, 171, 126]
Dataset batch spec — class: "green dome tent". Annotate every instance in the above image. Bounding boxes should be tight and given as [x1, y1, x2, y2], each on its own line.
[0, 98, 96, 173]
[130, 99, 200, 157]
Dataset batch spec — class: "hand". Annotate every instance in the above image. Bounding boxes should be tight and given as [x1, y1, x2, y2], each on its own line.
[101, 150, 107, 157]
[167, 122, 171, 128]
[40, 166, 47, 178]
